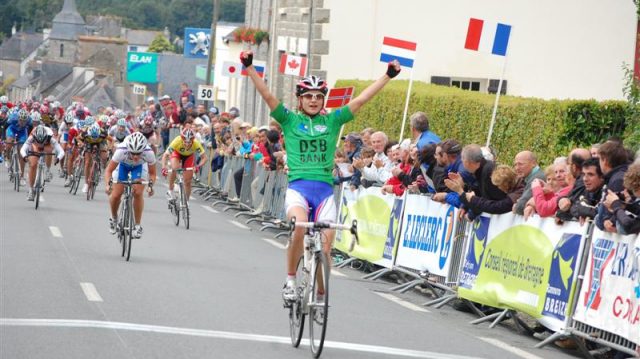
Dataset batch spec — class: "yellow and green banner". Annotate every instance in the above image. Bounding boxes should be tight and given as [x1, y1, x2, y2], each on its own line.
[458, 213, 587, 331]
[335, 184, 401, 268]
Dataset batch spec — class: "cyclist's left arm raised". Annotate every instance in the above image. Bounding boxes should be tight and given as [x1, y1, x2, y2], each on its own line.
[347, 60, 401, 115]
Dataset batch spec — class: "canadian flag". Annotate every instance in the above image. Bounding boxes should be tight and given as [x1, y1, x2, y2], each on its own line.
[279, 53, 307, 77]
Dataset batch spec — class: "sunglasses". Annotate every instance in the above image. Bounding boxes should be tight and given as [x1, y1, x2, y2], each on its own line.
[301, 93, 325, 101]
[129, 151, 143, 156]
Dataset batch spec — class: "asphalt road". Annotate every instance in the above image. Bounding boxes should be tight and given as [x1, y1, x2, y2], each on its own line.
[0, 166, 582, 359]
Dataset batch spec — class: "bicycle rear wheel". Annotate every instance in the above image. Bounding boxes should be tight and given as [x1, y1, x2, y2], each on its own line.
[289, 255, 306, 348]
[72, 164, 82, 195]
[309, 252, 330, 358]
[88, 161, 100, 200]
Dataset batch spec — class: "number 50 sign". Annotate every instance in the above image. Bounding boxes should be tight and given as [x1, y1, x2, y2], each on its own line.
[197, 85, 216, 101]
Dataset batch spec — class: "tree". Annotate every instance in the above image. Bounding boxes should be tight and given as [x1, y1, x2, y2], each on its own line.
[147, 34, 173, 53]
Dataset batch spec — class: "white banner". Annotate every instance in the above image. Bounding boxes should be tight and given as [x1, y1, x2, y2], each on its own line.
[573, 228, 640, 346]
[394, 195, 458, 277]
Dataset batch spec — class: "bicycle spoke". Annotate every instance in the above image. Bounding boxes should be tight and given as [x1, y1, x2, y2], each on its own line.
[309, 252, 330, 358]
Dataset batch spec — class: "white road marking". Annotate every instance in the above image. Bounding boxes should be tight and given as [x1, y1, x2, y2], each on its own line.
[79, 283, 103, 302]
[332, 269, 347, 278]
[39, 195, 44, 202]
[229, 220, 249, 230]
[49, 226, 62, 238]
[261, 238, 286, 249]
[478, 337, 544, 359]
[201, 205, 219, 214]
[375, 292, 430, 313]
[0, 318, 483, 359]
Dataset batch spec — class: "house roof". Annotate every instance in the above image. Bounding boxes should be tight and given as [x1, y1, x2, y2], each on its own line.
[0, 32, 44, 61]
[38, 62, 73, 94]
[125, 29, 162, 46]
[50, 0, 87, 40]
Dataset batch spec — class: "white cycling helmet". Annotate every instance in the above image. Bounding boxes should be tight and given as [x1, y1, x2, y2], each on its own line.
[31, 111, 42, 123]
[64, 112, 75, 124]
[33, 125, 50, 144]
[126, 132, 147, 153]
[0, 95, 8, 103]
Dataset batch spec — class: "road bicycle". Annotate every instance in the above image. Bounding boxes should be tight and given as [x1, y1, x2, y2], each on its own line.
[86, 146, 104, 201]
[286, 218, 358, 358]
[6, 135, 23, 192]
[110, 176, 151, 261]
[69, 146, 85, 195]
[26, 151, 56, 210]
[167, 167, 193, 230]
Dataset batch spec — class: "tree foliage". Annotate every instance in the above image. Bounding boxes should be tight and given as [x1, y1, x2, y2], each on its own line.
[0, 0, 245, 44]
[147, 34, 173, 53]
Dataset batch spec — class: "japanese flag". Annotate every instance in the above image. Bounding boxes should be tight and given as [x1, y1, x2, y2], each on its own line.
[278, 53, 307, 77]
[222, 61, 243, 78]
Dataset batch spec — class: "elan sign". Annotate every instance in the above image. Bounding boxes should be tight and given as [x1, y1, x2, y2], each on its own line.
[127, 52, 158, 83]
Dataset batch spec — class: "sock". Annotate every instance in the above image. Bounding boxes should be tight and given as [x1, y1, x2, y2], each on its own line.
[287, 274, 296, 281]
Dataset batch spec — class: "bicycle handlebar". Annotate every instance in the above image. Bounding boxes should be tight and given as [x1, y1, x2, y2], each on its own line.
[290, 217, 359, 252]
[167, 167, 196, 173]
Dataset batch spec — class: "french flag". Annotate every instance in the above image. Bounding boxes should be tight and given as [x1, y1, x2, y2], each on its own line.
[379, 36, 417, 68]
[464, 18, 512, 56]
[242, 60, 266, 78]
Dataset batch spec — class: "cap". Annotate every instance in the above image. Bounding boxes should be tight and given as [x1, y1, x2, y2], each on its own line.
[146, 96, 155, 103]
[440, 139, 462, 155]
[208, 106, 219, 115]
[340, 133, 362, 144]
[160, 95, 171, 101]
[239, 122, 251, 128]
[185, 102, 194, 109]
[228, 107, 240, 117]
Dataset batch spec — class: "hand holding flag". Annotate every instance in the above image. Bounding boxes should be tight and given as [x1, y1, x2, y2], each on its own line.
[386, 60, 401, 78]
[240, 51, 253, 67]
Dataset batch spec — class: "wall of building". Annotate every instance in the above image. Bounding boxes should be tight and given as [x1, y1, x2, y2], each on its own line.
[48, 39, 78, 64]
[0, 61, 21, 82]
[323, 0, 637, 100]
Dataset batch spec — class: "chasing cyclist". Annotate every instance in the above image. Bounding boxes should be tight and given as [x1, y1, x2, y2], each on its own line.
[5, 109, 31, 181]
[241, 50, 401, 300]
[20, 125, 65, 201]
[104, 132, 156, 238]
[161, 128, 207, 204]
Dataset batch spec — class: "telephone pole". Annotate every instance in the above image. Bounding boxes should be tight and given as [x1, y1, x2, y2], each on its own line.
[205, 0, 220, 108]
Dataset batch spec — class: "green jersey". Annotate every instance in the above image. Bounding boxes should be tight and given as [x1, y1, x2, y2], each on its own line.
[270, 103, 354, 185]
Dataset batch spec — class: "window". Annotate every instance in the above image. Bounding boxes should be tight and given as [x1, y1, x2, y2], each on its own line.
[129, 46, 138, 52]
[59, 44, 64, 58]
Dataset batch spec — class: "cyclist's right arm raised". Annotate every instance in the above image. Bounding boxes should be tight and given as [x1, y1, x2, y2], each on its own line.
[242, 52, 279, 112]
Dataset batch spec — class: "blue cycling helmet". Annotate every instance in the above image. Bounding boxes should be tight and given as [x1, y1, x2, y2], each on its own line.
[88, 124, 101, 139]
[85, 116, 95, 126]
[76, 119, 86, 129]
[117, 119, 127, 127]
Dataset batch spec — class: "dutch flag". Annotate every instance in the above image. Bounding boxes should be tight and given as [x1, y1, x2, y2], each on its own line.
[464, 18, 512, 57]
[379, 36, 417, 68]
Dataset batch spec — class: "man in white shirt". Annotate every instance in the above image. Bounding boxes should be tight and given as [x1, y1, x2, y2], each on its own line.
[352, 131, 393, 187]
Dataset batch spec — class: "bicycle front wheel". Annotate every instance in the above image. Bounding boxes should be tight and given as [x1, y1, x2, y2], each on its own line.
[182, 185, 190, 230]
[289, 255, 305, 348]
[13, 154, 20, 192]
[309, 251, 330, 358]
[34, 166, 42, 210]
[125, 197, 133, 261]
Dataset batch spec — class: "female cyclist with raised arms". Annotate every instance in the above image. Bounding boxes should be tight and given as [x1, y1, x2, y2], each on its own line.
[240, 51, 401, 300]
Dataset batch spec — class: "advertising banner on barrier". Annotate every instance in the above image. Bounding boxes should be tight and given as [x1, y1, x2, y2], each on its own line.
[573, 229, 639, 346]
[394, 194, 458, 277]
[457, 213, 587, 331]
[336, 184, 401, 268]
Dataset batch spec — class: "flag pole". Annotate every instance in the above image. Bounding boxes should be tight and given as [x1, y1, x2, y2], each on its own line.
[399, 67, 414, 142]
[486, 55, 508, 147]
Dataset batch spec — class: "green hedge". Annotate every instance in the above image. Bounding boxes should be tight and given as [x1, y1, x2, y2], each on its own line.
[335, 80, 629, 166]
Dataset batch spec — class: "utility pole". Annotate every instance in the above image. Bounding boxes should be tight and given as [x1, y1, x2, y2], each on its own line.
[205, 0, 220, 109]
[306, 0, 314, 75]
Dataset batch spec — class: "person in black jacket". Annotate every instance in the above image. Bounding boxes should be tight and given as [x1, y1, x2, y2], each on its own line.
[461, 165, 524, 215]
[444, 144, 506, 219]
[595, 140, 629, 232]
[603, 162, 640, 234]
[566, 158, 604, 224]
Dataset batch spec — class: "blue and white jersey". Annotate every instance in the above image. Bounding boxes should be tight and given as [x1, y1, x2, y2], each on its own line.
[111, 144, 156, 166]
